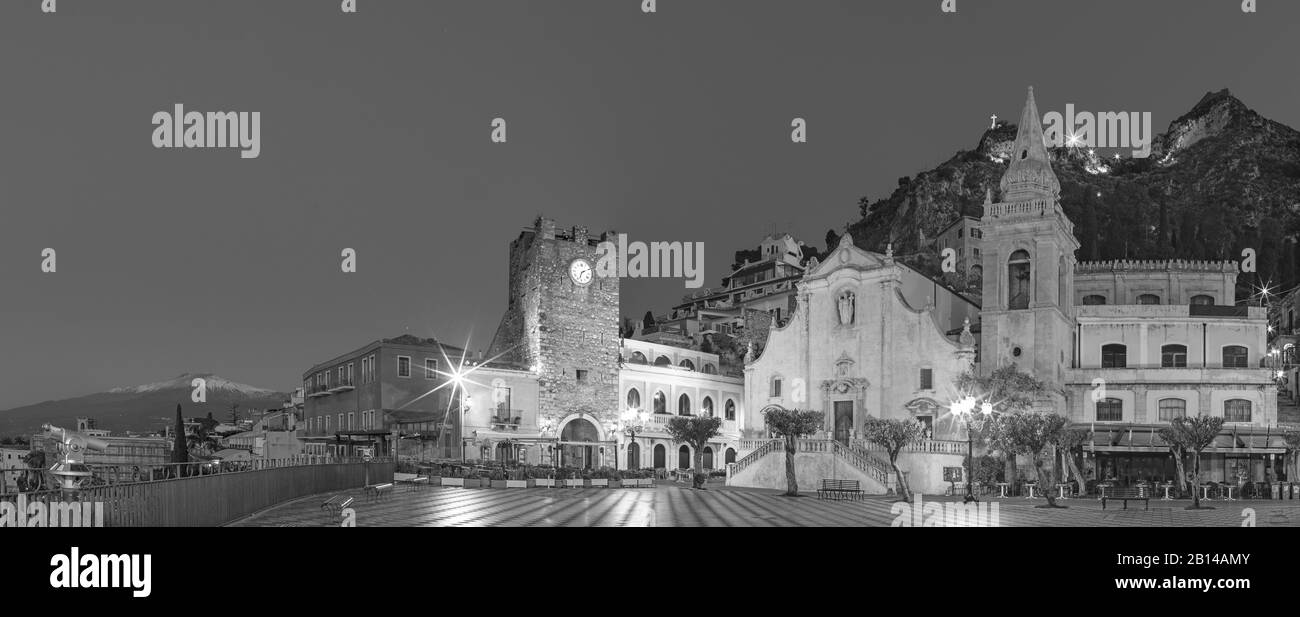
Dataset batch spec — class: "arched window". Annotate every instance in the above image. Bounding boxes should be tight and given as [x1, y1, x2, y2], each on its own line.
[1007, 250, 1031, 310]
[1161, 344, 1187, 368]
[1101, 344, 1127, 368]
[1190, 294, 1214, 306]
[702, 363, 717, 375]
[654, 356, 672, 367]
[678, 394, 692, 415]
[1157, 398, 1186, 421]
[653, 391, 667, 414]
[725, 399, 736, 421]
[626, 388, 641, 410]
[703, 446, 715, 470]
[702, 396, 714, 417]
[629, 351, 648, 364]
[1137, 294, 1161, 305]
[1224, 399, 1252, 423]
[679, 359, 695, 371]
[1083, 294, 1107, 305]
[627, 442, 640, 469]
[561, 418, 600, 442]
[1222, 345, 1249, 368]
[678, 445, 691, 470]
[724, 448, 737, 465]
[1096, 398, 1123, 422]
[653, 444, 666, 468]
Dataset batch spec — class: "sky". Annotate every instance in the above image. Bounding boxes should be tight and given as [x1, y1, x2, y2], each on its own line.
[2, 0, 1299, 409]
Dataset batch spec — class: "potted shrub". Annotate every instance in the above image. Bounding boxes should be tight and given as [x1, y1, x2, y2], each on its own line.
[489, 468, 508, 489]
[534, 466, 556, 488]
[462, 469, 483, 488]
[608, 468, 623, 489]
[564, 468, 584, 488]
[442, 467, 465, 488]
[506, 466, 528, 488]
[590, 467, 609, 488]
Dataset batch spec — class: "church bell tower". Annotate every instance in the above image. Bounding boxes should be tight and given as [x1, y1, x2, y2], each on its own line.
[978, 87, 1078, 394]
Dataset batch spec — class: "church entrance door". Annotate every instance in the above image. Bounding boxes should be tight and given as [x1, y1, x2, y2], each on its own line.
[833, 401, 853, 445]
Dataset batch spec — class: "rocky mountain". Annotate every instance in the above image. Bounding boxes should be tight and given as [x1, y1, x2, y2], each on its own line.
[0, 373, 289, 438]
[848, 89, 1300, 297]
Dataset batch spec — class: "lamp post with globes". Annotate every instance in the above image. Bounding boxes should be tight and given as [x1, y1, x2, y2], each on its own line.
[619, 408, 650, 472]
[950, 396, 995, 504]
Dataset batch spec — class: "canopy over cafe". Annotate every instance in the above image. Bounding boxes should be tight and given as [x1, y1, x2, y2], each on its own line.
[459, 416, 620, 470]
[1081, 423, 1291, 487]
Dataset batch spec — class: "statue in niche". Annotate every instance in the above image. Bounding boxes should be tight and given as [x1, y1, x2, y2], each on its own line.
[837, 291, 856, 326]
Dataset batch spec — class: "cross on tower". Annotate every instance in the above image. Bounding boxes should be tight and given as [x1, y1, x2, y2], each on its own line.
[990, 114, 997, 129]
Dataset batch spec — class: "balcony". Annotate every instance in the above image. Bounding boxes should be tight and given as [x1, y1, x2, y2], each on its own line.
[328, 378, 355, 393]
[306, 385, 331, 398]
[489, 410, 526, 432]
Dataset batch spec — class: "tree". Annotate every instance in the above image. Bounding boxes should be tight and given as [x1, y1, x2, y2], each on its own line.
[19, 449, 46, 492]
[1285, 431, 1300, 485]
[1052, 427, 1091, 495]
[172, 404, 189, 465]
[665, 416, 723, 489]
[1157, 416, 1226, 509]
[642, 311, 656, 331]
[762, 408, 824, 496]
[1161, 433, 1190, 498]
[999, 412, 1070, 508]
[955, 364, 1047, 489]
[862, 417, 925, 503]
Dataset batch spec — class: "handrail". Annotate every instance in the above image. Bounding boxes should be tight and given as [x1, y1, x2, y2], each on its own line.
[731, 439, 782, 476]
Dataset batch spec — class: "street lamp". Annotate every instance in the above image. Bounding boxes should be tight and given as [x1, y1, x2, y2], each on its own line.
[619, 407, 650, 471]
[949, 395, 994, 504]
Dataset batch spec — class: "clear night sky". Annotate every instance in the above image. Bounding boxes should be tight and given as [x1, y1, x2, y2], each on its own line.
[1, 0, 1297, 409]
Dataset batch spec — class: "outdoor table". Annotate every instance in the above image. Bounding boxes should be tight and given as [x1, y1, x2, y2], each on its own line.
[996, 482, 1009, 498]
[1098, 484, 1111, 500]
[1160, 484, 1174, 500]
[1056, 483, 1070, 499]
[1024, 482, 1039, 499]
[1223, 485, 1235, 501]
[1200, 485, 1212, 500]
[1136, 484, 1149, 498]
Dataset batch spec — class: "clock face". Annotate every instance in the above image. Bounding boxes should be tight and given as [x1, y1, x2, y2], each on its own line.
[569, 258, 594, 286]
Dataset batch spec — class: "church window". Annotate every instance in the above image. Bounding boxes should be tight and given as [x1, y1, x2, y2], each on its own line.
[1222, 345, 1248, 368]
[1138, 294, 1161, 305]
[1007, 250, 1031, 310]
[919, 368, 933, 390]
[1161, 344, 1187, 368]
[1082, 294, 1106, 305]
[1096, 398, 1123, 422]
[1101, 344, 1127, 368]
[771, 378, 782, 397]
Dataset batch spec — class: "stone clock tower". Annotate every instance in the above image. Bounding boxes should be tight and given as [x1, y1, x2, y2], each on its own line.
[978, 87, 1078, 400]
[488, 217, 621, 434]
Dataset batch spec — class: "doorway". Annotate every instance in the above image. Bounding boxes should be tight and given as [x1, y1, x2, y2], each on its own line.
[833, 401, 854, 445]
[627, 442, 640, 469]
[678, 445, 691, 470]
[653, 444, 666, 469]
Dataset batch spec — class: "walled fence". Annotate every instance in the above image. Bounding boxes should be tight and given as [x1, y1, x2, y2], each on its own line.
[1, 458, 393, 527]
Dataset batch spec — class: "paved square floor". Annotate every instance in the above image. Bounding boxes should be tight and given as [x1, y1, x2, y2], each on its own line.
[227, 484, 1300, 527]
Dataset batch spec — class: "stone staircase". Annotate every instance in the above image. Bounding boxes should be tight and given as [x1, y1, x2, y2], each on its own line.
[727, 438, 891, 494]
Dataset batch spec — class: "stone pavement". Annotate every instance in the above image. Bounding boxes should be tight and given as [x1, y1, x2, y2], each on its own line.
[228, 484, 1300, 527]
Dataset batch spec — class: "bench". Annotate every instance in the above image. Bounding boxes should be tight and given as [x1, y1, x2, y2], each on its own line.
[321, 495, 355, 520]
[1101, 487, 1149, 511]
[364, 483, 395, 502]
[817, 479, 863, 501]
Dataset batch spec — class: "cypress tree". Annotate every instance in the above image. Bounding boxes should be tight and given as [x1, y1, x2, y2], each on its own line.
[172, 403, 189, 464]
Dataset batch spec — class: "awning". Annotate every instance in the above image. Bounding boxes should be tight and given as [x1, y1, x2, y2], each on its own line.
[383, 408, 447, 423]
